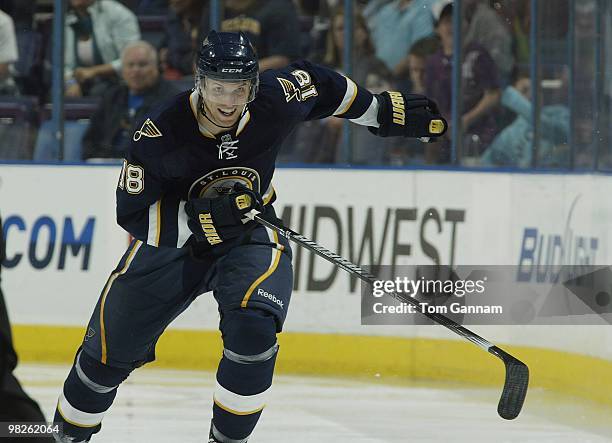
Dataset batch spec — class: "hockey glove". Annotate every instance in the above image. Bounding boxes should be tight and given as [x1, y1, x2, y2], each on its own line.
[368, 91, 447, 138]
[184, 183, 263, 246]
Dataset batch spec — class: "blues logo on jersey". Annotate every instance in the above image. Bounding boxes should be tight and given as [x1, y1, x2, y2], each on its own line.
[188, 167, 261, 199]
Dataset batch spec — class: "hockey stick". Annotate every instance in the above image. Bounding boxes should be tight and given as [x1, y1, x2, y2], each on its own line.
[250, 212, 528, 420]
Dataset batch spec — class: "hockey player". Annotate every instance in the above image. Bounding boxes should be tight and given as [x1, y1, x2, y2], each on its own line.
[52, 31, 446, 442]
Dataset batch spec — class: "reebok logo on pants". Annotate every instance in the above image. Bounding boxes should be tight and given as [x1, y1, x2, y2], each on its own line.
[257, 288, 284, 309]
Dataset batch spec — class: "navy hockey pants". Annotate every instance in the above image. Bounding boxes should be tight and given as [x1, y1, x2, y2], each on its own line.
[55, 223, 293, 442]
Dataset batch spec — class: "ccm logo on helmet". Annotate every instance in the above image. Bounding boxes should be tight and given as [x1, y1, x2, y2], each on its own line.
[221, 68, 243, 73]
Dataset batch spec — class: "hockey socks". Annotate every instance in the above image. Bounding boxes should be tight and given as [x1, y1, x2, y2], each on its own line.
[212, 309, 279, 442]
[212, 350, 277, 442]
[53, 350, 130, 442]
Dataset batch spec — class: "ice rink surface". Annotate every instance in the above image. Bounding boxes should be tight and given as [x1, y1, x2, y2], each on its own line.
[15, 364, 612, 443]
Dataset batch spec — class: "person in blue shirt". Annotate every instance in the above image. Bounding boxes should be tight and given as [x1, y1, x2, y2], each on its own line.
[481, 72, 569, 168]
[366, 0, 436, 73]
[82, 40, 179, 160]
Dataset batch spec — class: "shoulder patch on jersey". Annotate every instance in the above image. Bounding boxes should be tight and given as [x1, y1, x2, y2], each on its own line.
[133, 118, 163, 141]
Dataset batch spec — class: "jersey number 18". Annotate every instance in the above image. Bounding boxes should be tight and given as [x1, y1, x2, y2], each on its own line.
[118, 160, 144, 194]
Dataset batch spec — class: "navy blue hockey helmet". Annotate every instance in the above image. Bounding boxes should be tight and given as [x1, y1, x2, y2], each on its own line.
[196, 31, 259, 104]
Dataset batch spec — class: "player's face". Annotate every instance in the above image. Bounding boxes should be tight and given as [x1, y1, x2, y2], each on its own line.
[202, 79, 251, 125]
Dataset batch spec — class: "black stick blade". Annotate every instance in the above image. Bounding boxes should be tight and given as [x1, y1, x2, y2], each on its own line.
[488, 346, 529, 420]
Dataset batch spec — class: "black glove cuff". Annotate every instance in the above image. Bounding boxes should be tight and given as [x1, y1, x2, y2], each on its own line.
[368, 93, 391, 137]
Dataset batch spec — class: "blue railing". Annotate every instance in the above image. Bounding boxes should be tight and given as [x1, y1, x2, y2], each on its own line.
[22, 0, 612, 171]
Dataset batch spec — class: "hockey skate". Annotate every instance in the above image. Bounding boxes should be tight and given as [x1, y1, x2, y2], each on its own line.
[208, 426, 220, 443]
[209, 424, 248, 442]
[52, 433, 89, 443]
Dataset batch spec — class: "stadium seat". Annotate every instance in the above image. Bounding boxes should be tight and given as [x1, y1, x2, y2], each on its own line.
[0, 96, 39, 160]
[33, 98, 99, 161]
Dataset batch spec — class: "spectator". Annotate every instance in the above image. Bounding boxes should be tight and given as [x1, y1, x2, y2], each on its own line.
[219, 0, 301, 72]
[0, 8, 18, 95]
[481, 71, 569, 168]
[162, 0, 300, 77]
[362, 0, 394, 20]
[425, 0, 501, 161]
[65, 0, 141, 97]
[394, 34, 439, 94]
[82, 40, 178, 159]
[494, 0, 530, 67]
[388, 36, 440, 164]
[571, 1, 601, 167]
[366, 0, 435, 73]
[293, 0, 332, 64]
[159, 0, 206, 79]
[323, 7, 392, 92]
[288, 7, 396, 164]
[463, 0, 514, 85]
[12, 2, 35, 30]
[327, 6, 396, 164]
[296, 0, 329, 16]
[10, 2, 41, 97]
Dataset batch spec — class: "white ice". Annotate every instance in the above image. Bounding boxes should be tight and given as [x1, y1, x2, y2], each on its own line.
[15, 364, 612, 443]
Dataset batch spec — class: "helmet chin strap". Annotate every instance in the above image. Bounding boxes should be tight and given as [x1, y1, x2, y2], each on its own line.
[198, 94, 246, 130]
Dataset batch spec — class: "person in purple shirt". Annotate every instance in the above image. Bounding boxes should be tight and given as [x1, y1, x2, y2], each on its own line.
[425, 0, 501, 161]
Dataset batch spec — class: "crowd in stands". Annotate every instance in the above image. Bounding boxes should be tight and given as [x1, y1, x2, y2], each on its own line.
[0, 0, 601, 167]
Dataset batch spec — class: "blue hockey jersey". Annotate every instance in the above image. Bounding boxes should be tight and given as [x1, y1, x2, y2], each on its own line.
[116, 60, 380, 248]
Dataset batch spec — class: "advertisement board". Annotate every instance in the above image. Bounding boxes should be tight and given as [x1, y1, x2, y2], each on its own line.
[2, 165, 611, 359]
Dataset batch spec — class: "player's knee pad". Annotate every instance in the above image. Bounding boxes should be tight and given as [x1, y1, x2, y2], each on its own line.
[62, 349, 133, 406]
[220, 308, 278, 359]
[76, 349, 133, 388]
